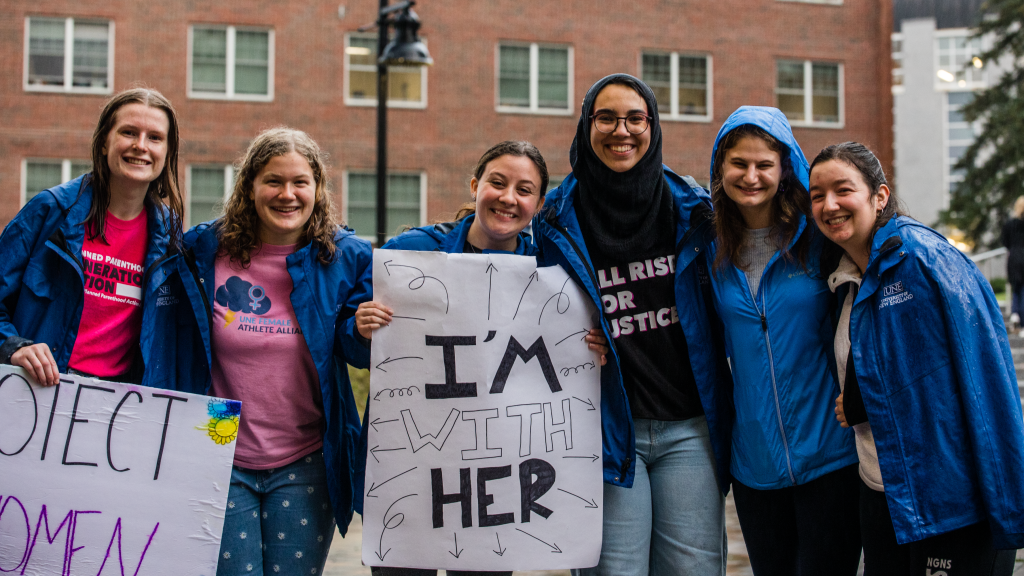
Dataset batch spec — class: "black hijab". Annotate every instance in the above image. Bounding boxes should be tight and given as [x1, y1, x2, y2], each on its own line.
[571, 73, 674, 261]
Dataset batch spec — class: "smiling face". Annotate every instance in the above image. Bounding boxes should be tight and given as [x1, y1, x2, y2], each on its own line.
[810, 159, 890, 270]
[252, 152, 317, 246]
[102, 103, 170, 196]
[589, 84, 651, 173]
[721, 135, 782, 229]
[466, 154, 545, 251]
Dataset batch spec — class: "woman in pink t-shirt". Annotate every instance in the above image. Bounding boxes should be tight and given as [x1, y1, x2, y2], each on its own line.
[0, 88, 184, 385]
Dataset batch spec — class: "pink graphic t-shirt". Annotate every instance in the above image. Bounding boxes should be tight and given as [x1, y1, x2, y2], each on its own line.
[210, 244, 323, 469]
[69, 211, 148, 377]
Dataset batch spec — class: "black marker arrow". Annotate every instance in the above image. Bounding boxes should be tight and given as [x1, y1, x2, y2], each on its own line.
[369, 445, 407, 463]
[375, 356, 424, 372]
[366, 466, 417, 498]
[383, 260, 450, 313]
[515, 528, 562, 553]
[563, 454, 600, 463]
[558, 488, 599, 508]
[370, 417, 398, 433]
[572, 396, 596, 411]
[538, 278, 572, 325]
[513, 271, 539, 320]
[377, 493, 416, 561]
[449, 533, 463, 558]
[485, 263, 498, 320]
[493, 533, 506, 556]
[556, 329, 589, 346]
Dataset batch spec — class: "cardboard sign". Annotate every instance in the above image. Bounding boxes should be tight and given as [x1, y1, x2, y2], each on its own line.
[362, 250, 603, 571]
[0, 366, 238, 575]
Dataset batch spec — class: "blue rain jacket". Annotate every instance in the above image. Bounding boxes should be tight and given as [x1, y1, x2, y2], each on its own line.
[532, 169, 733, 493]
[0, 174, 169, 370]
[708, 107, 856, 489]
[353, 214, 534, 513]
[840, 215, 1024, 548]
[140, 220, 372, 536]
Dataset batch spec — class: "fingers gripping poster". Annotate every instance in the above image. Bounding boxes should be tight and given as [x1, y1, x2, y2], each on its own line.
[363, 251, 603, 571]
[0, 366, 238, 575]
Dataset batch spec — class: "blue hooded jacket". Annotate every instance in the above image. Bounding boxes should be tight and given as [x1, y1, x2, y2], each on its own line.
[708, 107, 856, 489]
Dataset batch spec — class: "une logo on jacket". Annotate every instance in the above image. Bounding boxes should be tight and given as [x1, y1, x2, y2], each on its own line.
[882, 281, 904, 296]
[879, 280, 913, 310]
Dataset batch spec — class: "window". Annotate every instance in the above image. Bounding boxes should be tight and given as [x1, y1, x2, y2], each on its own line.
[776, 60, 843, 127]
[187, 165, 233, 226]
[936, 31, 985, 90]
[892, 33, 904, 94]
[344, 172, 426, 239]
[345, 34, 427, 108]
[189, 26, 273, 100]
[944, 92, 978, 204]
[497, 43, 572, 114]
[641, 52, 712, 121]
[22, 159, 91, 205]
[24, 17, 113, 93]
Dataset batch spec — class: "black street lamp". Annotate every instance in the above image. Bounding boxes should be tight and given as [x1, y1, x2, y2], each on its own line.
[373, 1, 432, 247]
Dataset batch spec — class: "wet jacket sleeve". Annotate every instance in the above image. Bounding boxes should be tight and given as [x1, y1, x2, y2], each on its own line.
[0, 199, 50, 361]
[334, 236, 373, 369]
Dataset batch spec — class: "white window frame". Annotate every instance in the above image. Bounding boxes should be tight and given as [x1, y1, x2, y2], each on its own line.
[185, 164, 233, 227]
[341, 170, 428, 241]
[23, 17, 114, 94]
[187, 25, 275, 102]
[21, 159, 89, 206]
[892, 33, 905, 95]
[934, 29, 986, 91]
[776, 60, 844, 129]
[343, 33, 428, 109]
[942, 92, 978, 210]
[495, 42, 574, 116]
[639, 51, 713, 122]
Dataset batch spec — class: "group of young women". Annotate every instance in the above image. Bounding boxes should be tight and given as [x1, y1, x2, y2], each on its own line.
[2, 75, 1023, 576]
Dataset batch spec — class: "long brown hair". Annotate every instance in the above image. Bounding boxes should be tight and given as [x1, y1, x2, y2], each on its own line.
[219, 127, 339, 267]
[711, 124, 809, 273]
[450, 140, 550, 221]
[87, 88, 184, 248]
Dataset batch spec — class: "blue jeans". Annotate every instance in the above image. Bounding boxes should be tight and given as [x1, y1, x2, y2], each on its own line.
[216, 451, 336, 576]
[574, 416, 726, 576]
[1013, 285, 1024, 317]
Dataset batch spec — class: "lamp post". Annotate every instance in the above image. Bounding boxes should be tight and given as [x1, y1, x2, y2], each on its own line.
[374, 1, 432, 248]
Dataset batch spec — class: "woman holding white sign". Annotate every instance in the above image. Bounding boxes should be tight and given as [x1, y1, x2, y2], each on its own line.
[0, 88, 184, 386]
[142, 127, 372, 576]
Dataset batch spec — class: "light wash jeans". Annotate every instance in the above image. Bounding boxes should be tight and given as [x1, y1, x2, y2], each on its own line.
[574, 416, 726, 576]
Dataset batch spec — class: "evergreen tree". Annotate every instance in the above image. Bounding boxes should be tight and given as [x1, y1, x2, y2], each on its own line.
[942, 0, 1024, 246]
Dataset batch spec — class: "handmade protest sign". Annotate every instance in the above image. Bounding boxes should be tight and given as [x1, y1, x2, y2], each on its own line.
[362, 251, 603, 571]
[0, 366, 239, 575]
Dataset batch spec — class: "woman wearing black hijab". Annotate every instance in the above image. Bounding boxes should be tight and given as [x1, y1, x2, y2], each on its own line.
[534, 74, 732, 575]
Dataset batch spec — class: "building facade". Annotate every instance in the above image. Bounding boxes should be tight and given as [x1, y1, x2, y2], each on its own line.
[2, 0, 893, 239]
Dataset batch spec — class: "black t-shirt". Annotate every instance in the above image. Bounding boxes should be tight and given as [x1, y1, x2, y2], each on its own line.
[578, 216, 704, 421]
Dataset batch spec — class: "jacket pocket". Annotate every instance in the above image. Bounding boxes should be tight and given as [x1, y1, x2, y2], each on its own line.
[23, 261, 55, 300]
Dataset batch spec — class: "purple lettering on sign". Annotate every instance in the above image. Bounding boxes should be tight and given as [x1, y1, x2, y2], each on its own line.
[96, 518, 160, 576]
[0, 495, 30, 573]
[22, 504, 74, 575]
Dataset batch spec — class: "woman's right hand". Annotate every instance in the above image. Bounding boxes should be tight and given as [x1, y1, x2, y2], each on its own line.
[356, 301, 394, 340]
[11, 343, 59, 386]
[835, 393, 849, 428]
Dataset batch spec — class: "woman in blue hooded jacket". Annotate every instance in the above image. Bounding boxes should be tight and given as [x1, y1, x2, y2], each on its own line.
[707, 107, 860, 575]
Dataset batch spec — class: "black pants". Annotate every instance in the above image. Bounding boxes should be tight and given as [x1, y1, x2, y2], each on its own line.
[732, 464, 862, 576]
[859, 480, 1016, 576]
[371, 568, 511, 576]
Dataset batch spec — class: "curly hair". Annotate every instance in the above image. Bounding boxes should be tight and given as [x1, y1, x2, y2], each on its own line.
[711, 124, 810, 273]
[218, 127, 339, 266]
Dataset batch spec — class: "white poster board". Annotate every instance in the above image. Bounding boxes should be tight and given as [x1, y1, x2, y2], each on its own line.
[362, 250, 603, 571]
[0, 366, 238, 575]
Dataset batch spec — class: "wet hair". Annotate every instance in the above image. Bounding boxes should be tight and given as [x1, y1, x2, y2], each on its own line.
[452, 140, 549, 221]
[87, 88, 184, 248]
[219, 127, 338, 266]
[809, 142, 904, 235]
[710, 124, 809, 272]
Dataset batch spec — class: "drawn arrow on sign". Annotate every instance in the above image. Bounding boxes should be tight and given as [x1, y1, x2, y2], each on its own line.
[493, 533, 506, 556]
[556, 329, 589, 345]
[376, 493, 416, 561]
[562, 454, 600, 463]
[515, 528, 562, 553]
[572, 396, 596, 411]
[513, 271, 539, 320]
[370, 417, 398, 433]
[383, 260, 450, 313]
[558, 488, 599, 508]
[375, 356, 424, 372]
[538, 278, 572, 325]
[449, 533, 463, 558]
[369, 445, 407, 464]
[485, 263, 498, 320]
[366, 466, 417, 498]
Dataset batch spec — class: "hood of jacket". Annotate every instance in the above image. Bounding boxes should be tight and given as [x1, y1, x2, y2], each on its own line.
[710, 106, 810, 193]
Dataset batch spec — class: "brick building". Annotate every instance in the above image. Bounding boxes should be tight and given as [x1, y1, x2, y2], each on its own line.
[1, 0, 893, 239]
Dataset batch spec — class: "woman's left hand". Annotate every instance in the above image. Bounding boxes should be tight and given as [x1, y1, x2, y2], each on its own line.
[355, 301, 393, 340]
[586, 328, 610, 366]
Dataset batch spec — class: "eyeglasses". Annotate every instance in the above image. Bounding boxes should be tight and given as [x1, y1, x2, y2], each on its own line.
[590, 112, 651, 135]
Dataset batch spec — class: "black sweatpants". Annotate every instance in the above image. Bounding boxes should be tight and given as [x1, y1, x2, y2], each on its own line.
[859, 480, 1016, 576]
[732, 463, 862, 576]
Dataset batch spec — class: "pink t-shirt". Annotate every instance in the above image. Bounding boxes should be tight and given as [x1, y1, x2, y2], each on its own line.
[69, 211, 148, 377]
[210, 244, 323, 469]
